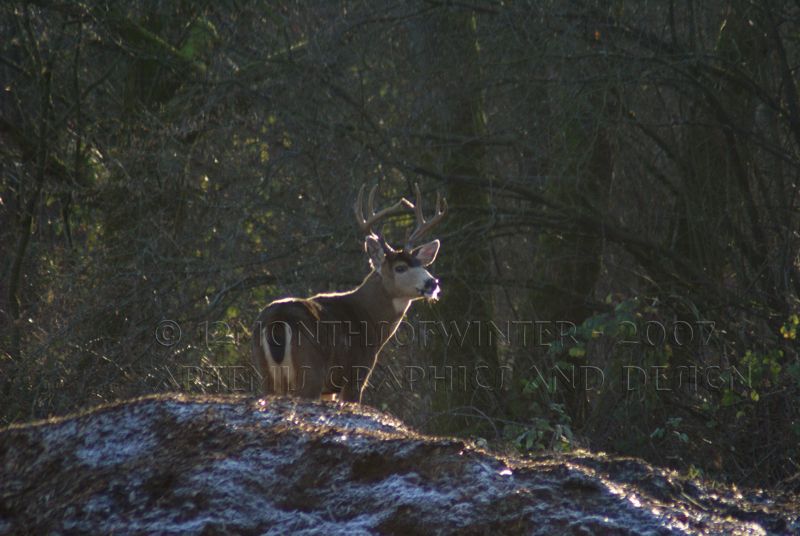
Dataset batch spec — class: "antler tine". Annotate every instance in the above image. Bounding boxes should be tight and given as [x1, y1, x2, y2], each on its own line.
[367, 184, 378, 219]
[405, 183, 448, 247]
[354, 184, 367, 231]
[412, 183, 425, 228]
[354, 183, 412, 237]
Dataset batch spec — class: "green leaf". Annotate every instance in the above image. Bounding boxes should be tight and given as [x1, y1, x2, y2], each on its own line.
[568, 346, 586, 357]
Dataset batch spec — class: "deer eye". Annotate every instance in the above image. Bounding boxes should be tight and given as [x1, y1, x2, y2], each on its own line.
[394, 264, 408, 273]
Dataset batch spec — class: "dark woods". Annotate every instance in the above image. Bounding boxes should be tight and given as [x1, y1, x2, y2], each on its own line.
[1, 1, 798, 488]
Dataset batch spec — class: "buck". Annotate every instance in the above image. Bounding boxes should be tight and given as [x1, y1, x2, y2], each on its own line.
[252, 183, 447, 402]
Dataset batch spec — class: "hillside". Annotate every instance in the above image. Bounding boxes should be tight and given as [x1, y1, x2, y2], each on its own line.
[1, 394, 797, 534]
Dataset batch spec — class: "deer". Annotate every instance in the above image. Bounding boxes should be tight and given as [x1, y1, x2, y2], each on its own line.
[252, 183, 447, 403]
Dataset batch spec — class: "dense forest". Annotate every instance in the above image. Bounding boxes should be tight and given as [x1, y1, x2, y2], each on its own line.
[1, 1, 799, 489]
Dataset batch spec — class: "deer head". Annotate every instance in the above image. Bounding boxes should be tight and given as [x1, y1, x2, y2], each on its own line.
[354, 183, 447, 302]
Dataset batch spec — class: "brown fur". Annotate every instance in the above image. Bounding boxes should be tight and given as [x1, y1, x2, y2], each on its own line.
[252, 268, 411, 402]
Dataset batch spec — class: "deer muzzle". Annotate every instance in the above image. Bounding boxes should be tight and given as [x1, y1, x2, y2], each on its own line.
[422, 278, 441, 301]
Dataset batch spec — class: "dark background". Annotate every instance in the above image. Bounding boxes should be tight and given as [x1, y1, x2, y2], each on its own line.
[1, 1, 798, 488]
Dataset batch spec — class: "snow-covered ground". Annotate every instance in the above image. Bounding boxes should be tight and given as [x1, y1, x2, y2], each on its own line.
[0, 394, 797, 534]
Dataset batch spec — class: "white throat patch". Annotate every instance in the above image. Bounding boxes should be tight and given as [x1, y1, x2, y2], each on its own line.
[393, 297, 411, 315]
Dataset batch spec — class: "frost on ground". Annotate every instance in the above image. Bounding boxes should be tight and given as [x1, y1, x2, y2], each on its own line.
[0, 394, 797, 535]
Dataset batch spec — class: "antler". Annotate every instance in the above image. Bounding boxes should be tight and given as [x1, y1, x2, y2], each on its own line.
[405, 183, 448, 248]
[353, 184, 413, 237]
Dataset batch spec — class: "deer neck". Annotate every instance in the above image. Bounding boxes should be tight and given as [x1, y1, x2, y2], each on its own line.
[351, 271, 411, 344]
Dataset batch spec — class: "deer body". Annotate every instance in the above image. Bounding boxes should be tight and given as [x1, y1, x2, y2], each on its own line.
[252, 184, 445, 403]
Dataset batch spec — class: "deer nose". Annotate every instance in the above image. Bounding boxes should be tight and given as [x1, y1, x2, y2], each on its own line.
[424, 278, 440, 292]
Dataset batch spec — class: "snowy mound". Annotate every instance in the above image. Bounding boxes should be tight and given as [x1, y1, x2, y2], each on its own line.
[0, 394, 797, 534]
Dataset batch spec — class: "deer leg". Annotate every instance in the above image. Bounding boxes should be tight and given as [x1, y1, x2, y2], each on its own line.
[292, 348, 326, 398]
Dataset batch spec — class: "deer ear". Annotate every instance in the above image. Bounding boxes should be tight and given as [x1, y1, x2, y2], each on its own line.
[365, 235, 386, 269]
[412, 239, 440, 266]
